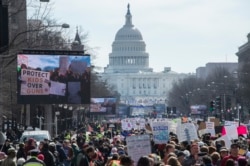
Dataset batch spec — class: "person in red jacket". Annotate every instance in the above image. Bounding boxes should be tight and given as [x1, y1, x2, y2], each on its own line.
[220, 143, 246, 166]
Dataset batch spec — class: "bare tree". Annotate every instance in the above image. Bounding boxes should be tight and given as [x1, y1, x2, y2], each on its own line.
[0, 0, 72, 126]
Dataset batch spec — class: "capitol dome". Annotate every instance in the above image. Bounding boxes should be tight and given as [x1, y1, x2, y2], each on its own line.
[114, 4, 143, 41]
[115, 27, 143, 41]
[104, 4, 152, 73]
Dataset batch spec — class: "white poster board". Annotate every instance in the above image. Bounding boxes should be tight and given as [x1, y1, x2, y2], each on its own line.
[21, 69, 50, 95]
[126, 134, 151, 164]
[50, 81, 66, 96]
[205, 122, 215, 136]
[177, 123, 198, 143]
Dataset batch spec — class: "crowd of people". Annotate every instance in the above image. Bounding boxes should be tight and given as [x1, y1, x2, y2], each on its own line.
[0, 126, 250, 166]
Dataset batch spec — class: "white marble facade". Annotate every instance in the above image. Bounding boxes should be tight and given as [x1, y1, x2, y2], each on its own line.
[100, 4, 188, 105]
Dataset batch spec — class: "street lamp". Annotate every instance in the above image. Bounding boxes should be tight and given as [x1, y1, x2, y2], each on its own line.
[36, 116, 44, 129]
[55, 111, 60, 137]
[61, 23, 70, 29]
[234, 104, 242, 126]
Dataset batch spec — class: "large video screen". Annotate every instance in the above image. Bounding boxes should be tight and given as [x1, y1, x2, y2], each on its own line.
[129, 106, 154, 117]
[17, 53, 91, 104]
[90, 98, 116, 114]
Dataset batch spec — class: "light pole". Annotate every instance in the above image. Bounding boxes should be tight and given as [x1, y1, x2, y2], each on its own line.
[235, 104, 241, 126]
[55, 111, 60, 137]
[36, 116, 44, 129]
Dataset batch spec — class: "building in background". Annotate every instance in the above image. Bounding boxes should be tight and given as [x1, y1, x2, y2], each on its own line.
[196, 62, 238, 79]
[100, 4, 188, 109]
[0, 0, 27, 132]
[236, 33, 250, 70]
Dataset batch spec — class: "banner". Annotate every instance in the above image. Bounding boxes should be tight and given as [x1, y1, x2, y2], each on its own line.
[21, 69, 50, 95]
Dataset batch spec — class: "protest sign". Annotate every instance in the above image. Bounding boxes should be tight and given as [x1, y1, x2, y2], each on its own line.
[177, 123, 198, 143]
[50, 81, 66, 96]
[126, 134, 151, 165]
[21, 69, 50, 95]
[222, 125, 238, 140]
[205, 122, 215, 136]
[152, 121, 169, 144]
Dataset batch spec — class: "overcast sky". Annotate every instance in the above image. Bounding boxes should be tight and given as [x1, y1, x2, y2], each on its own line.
[46, 0, 250, 74]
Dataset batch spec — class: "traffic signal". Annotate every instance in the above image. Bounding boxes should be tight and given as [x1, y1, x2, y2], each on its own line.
[167, 107, 171, 114]
[210, 100, 215, 112]
[215, 96, 221, 110]
[172, 107, 177, 114]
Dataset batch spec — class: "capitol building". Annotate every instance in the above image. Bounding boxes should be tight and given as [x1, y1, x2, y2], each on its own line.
[100, 4, 188, 106]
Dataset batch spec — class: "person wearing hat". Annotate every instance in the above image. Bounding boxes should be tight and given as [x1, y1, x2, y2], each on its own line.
[0, 151, 7, 164]
[17, 157, 26, 166]
[24, 138, 37, 157]
[219, 147, 229, 159]
[22, 149, 45, 166]
[17, 143, 26, 160]
[1, 147, 16, 166]
[220, 143, 246, 166]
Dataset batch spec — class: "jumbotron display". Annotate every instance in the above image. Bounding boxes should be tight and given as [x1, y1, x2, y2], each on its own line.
[90, 98, 116, 114]
[17, 51, 90, 104]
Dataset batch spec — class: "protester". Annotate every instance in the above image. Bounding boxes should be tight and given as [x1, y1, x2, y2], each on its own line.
[71, 142, 80, 166]
[0, 152, 7, 165]
[24, 138, 36, 157]
[22, 149, 46, 166]
[17, 157, 26, 166]
[79, 146, 96, 166]
[119, 155, 134, 166]
[17, 143, 26, 160]
[167, 156, 182, 166]
[162, 143, 175, 164]
[221, 143, 245, 166]
[39, 141, 56, 166]
[210, 151, 221, 166]
[219, 147, 229, 159]
[137, 156, 152, 166]
[176, 150, 186, 165]
[1, 139, 12, 155]
[1, 147, 16, 166]
[55, 141, 67, 165]
[183, 142, 199, 166]
[62, 139, 73, 166]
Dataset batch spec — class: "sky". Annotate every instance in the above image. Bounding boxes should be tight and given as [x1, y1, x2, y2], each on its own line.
[18, 54, 90, 70]
[42, 0, 250, 74]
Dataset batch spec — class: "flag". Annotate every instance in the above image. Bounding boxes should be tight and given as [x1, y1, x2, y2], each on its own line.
[237, 125, 247, 135]
[221, 126, 226, 135]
